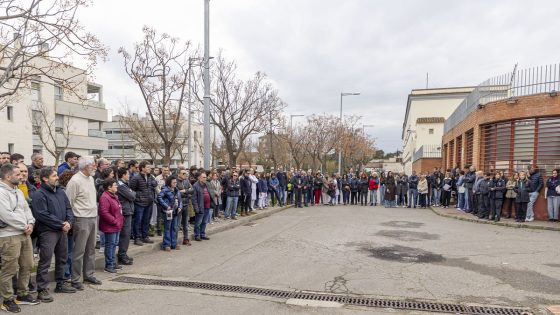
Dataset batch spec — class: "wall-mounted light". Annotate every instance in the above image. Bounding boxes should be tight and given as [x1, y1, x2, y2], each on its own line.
[549, 90, 558, 97]
[506, 98, 518, 105]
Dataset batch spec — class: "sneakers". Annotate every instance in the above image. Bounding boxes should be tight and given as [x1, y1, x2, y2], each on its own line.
[15, 294, 39, 305]
[194, 237, 202, 241]
[104, 267, 117, 273]
[118, 256, 133, 265]
[55, 281, 77, 293]
[134, 239, 144, 246]
[84, 277, 102, 285]
[201, 236, 210, 240]
[2, 298, 21, 312]
[37, 289, 53, 303]
[525, 217, 534, 222]
[142, 237, 154, 244]
[71, 282, 84, 291]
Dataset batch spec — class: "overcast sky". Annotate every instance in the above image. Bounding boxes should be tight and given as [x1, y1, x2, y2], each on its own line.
[80, 0, 560, 152]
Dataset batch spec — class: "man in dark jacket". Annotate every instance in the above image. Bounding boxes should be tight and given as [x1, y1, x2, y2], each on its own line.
[177, 168, 193, 245]
[129, 161, 156, 246]
[116, 167, 135, 265]
[478, 173, 492, 219]
[276, 169, 287, 206]
[291, 171, 305, 208]
[408, 171, 419, 208]
[32, 167, 75, 301]
[526, 166, 543, 222]
[27, 152, 44, 186]
[431, 168, 443, 207]
[463, 166, 477, 213]
[191, 172, 211, 241]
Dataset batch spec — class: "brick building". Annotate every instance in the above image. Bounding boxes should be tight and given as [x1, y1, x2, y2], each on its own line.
[442, 64, 560, 220]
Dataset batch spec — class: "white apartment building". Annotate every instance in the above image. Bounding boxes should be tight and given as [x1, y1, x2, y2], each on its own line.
[402, 87, 474, 174]
[102, 115, 207, 167]
[0, 57, 108, 166]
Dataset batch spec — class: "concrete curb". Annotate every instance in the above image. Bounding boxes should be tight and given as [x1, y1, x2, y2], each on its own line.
[44, 205, 293, 279]
[428, 206, 560, 232]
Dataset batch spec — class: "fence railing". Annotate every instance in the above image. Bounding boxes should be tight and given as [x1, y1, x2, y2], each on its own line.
[444, 63, 560, 133]
[413, 144, 442, 162]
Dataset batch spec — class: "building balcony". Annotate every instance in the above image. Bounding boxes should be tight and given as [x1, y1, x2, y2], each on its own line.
[413, 144, 442, 162]
[88, 129, 106, 138]
[55, 99, 107, 122]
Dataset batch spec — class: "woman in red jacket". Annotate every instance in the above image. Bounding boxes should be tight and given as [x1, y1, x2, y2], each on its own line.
[368, 172, 380, 206]
[98, 178, 124, 273]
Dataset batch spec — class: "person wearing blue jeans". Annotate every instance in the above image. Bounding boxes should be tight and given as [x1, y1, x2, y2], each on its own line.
[192, 172, 212, 241]
[225, 172, 241, 219]
[526, 166, 543, 222]
[157, 176, 182, 250]
[408, 171, 419, 208]
[64, 235, 73, 279]
[103, 233, 119, 271]
[129, 161, 157, 246]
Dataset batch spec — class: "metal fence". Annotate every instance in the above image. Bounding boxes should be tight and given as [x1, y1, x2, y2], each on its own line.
[444, 63, 560, 133]
[413, 144, 442, 162]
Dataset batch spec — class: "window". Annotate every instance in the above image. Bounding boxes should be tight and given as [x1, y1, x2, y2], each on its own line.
[8, 143, 14, 154]
[31, 82, 40, 105]
[54, 83, 63, 100]
[428, 128, 434, 134]
[6, 106, 13, 121]
[55, 114, 64, 133]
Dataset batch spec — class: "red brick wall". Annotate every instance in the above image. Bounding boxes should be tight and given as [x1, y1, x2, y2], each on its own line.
[412, 158, 442, 175]
[442, 93, 560, 220]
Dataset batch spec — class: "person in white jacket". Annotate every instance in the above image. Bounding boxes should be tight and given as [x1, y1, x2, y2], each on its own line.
[248, 169, 258, 212]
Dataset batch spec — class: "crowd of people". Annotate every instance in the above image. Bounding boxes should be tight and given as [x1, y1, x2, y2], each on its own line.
[0, 150, 559, 313]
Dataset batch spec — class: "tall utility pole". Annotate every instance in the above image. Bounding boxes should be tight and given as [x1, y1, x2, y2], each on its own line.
[203, 0, 211, 169]
[338, 92, 360, 174]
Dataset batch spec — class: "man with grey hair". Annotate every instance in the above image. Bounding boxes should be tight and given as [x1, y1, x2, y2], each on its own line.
[27, 152, 44, 186]
[94, 158, 109, 180]
[65, 157, 102, 289]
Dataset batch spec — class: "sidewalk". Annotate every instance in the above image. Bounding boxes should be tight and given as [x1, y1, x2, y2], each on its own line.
[43, 205, 293, 276]
[429, 205, 560, 232]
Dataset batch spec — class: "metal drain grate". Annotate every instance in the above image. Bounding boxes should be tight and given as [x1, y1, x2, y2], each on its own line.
[111, 276, 532, 315]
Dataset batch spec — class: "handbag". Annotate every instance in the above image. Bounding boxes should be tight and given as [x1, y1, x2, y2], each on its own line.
[556, 185, 560, 194]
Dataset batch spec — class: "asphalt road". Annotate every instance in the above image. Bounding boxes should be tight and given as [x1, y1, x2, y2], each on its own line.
[20, 204, 560, 314]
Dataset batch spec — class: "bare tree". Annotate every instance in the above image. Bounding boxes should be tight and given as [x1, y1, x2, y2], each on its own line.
[119, 26, 195, 165]
[118, 112, 163, 164]
[303, 114, 338, 172]
[30, 101, 71, 166]
[0, 0, 107, 110]
[193, 53, 286, 166]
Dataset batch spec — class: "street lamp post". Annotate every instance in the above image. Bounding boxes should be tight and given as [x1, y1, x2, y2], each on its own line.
[289, 114, 304, 169]
[338, 92, 360, 174]
[362, 124, 374, 136]
[203, 0, 211, 169]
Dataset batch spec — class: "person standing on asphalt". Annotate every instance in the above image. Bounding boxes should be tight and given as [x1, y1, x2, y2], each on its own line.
[0, 164, 38, 312]
[129, 161, 156, 246]
[472, 170, 484, 216]
[177, 168, 193, 245]
[514, 172, 533, 223]
[477, 173, 492, 219]
[341, 174, 350, 205]
[489, 171, 506, 222]
[98, 179, 124, 273]
[192, 172, 211, 242]
[65, 157, 102, 288]
[526, 165, 543, 222]
[441, 172, 453, 209]
[418, 174, 429, 208]
[116, 168, 135, 265]
[408, 170, 418, 208]
[291, 171, 305, 208]
[154, 165, 170, 236]
[225, 172, 241, 219]
[240, 170, 252, 216]
[368, 172, 380, 206]
[546, 169, 560, 222]
[276, 168, 287, 207]
[463, 166, 476, 213]
[358, 172, 369, 206]
[33, 167, 75, 303]
[384, 171, 397, 208]
[157, 176, 182, 251]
